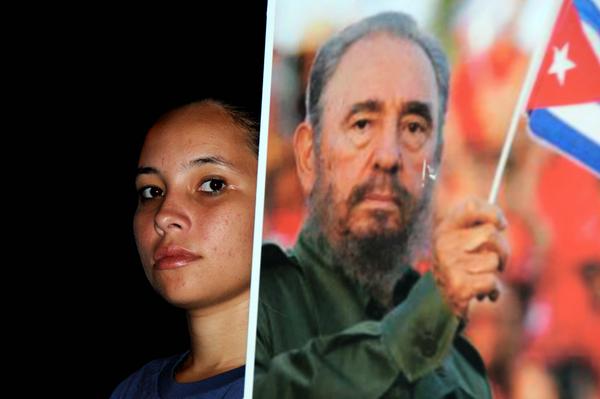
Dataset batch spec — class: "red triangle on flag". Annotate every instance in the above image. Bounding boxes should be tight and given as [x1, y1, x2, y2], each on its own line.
[528, 0, 600, 109]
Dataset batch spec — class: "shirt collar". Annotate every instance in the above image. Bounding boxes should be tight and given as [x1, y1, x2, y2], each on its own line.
[292, 223, 338, 272]
[292, 224, 421, 316]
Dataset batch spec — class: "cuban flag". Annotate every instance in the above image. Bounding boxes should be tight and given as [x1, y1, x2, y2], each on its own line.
[527, 0, 600, 176]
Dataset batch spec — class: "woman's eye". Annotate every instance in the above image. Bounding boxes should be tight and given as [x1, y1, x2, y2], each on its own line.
[138, 186, 164, 201]
[199, 178, 227, 194]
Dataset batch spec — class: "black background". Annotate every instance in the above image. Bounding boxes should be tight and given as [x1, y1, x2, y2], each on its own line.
[25, 4, 268, 396]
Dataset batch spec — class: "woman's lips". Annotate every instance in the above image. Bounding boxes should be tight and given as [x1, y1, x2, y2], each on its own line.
[153, 246, 201, 270]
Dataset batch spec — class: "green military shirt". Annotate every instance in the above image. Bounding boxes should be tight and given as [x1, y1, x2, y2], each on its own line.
[254, 227, 492, 398]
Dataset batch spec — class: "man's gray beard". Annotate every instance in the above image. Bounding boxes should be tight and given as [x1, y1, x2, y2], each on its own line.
[307, 175, 433, 309]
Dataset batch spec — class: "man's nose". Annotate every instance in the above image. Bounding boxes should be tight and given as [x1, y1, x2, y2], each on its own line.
[373, 120, 401, 173]
[153, 193, 191, 236]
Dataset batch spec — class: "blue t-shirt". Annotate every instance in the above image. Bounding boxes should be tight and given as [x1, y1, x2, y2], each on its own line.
[111, 352, 245, 398]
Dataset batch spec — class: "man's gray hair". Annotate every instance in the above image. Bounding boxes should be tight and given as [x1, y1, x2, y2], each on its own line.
[305, 11, 449, 163]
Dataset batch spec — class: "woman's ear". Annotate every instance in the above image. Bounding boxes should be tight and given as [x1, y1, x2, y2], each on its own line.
[293, 121, 317, 197]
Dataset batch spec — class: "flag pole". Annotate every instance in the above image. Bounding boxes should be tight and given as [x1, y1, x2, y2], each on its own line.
[488, 0, 565, 204]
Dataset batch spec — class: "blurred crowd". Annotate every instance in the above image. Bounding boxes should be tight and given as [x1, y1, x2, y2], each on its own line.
[263, 1, 600, 398]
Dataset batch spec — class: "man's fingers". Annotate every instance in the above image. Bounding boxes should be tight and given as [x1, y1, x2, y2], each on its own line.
[463, 226, 510, 272]
[476, 289, 500, 302]
[440, 223, 509, 272]
[471, 274, 499, 301]
[462, 223, 497, 251]
[438, 197, 507, 233]
[488, 289, 500, 301]
[484, 232, 509, 272]
[433, 197, 510, 316]
[466, 252, 501, 274]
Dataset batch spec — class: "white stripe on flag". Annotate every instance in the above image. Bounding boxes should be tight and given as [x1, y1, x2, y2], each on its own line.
[547, 102, 600, 144]
[582, 22, 600, 63]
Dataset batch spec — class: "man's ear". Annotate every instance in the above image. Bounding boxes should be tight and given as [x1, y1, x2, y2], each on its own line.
[293, 121, 317, 197]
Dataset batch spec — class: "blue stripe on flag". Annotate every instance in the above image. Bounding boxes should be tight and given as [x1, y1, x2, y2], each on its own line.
[530, 108, 600, 175]
[574, 0, 600, 32]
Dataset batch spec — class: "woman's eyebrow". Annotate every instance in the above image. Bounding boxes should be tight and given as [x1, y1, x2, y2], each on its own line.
[135, 156, 239, 179]
[136, 166, 159, 176]
[185, 155, 238, 171]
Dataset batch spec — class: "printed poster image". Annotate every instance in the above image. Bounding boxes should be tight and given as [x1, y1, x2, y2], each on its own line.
[250, 0, 600, 398]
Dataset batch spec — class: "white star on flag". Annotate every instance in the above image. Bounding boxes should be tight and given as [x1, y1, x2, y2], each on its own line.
[548, 42, 576, 86]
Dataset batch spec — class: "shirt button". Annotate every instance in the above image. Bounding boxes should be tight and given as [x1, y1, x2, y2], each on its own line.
[420, 334, 437, 357]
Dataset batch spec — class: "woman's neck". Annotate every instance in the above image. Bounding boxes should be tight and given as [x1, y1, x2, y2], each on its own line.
[175, 291, 249, 383]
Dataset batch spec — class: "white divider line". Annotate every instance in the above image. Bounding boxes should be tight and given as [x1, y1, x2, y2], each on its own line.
[243, 0, 277, 397]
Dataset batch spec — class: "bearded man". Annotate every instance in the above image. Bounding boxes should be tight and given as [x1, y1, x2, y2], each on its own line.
[254, 11, 508, 399]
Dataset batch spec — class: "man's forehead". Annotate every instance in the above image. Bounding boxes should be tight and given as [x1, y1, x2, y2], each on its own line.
[322, 33, 439, 114]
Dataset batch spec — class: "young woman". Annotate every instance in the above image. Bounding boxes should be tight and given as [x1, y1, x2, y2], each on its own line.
[112, 100, 258, 398]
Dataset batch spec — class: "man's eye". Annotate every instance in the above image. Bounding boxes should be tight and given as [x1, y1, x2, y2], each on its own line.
[407, 122, 425, 133]
[401, 119, 430, 151]
[138, 186, 164, 200]
[352, 119, 371, 130]
[199, 178, 227, 194]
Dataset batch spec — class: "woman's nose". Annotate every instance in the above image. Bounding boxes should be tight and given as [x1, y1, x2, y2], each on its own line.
[153, 193, 191, 236]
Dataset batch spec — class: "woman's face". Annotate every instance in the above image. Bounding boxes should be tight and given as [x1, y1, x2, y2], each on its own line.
[134, 104, 257, 312]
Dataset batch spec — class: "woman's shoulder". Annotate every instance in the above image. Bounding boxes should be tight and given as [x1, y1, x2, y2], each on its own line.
[110, 353, 186, 399]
